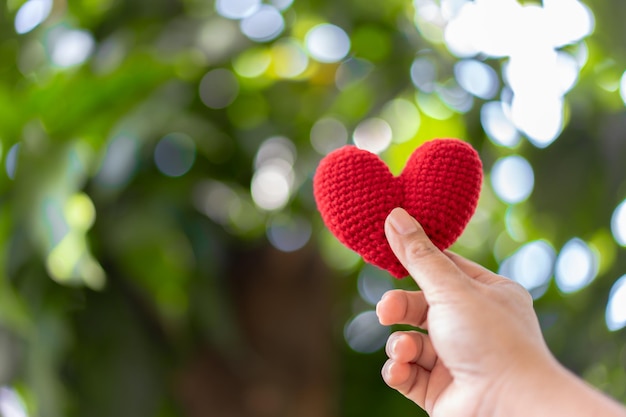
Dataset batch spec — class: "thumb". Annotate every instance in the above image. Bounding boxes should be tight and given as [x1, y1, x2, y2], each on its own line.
[385, 208, 469, 299]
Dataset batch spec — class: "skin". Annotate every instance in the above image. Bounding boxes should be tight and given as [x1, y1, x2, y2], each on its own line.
[376, 207, 626, 417]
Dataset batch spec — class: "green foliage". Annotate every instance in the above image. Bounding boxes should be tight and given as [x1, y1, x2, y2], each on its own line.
[2, 0, 626, 416]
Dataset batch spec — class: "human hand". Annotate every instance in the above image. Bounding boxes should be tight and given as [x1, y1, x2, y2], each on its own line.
[376, 208, 626, 417]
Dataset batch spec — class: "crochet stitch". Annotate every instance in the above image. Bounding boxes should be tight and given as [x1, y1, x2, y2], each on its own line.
[313, 138, 483, 278]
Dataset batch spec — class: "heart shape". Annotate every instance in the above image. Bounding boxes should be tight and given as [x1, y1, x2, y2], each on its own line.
[313, 138, 483, 278]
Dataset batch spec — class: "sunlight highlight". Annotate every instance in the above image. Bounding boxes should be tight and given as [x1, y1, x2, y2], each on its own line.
[381, 98, 421, 143]
[266, 215, 312, 252]
[45, 193, 105, 290]
[0, 387, 28, 417]
[606, 275, 626, 331]
[438, 0, 594, 148]
[555, 238, 598, 293]
[310, 117, 348, 155]
[251, 137, 296, 211]
[5, 144, 19, 180]
[233, 48, 271, 78]
[271, 39, 309, 78]
[353, 118, 392, 154]
[199, 68, 240, 109]
[490, 155, 534, 204]
[357, 266, 393, 306]
[410, 56, 437, 93]
[454, 59, 499, 99]
[240, 5, 285, 42]
[216, 0, 261, 19]
[14, 0, 52, 34]
[49, 28, 95, 68]
[344, 311, 390, 353]
[481, 101, 520, 147]
[305, 24, 351, 63]
[499, 240, 555, 299]
[611, 199, 626, 246]
[154, 133, 197, 178]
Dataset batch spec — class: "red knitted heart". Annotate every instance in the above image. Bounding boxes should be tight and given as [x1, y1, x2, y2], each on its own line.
[313, 138, 483, 278]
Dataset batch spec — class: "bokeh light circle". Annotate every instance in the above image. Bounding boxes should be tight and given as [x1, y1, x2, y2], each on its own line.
[199, 68, 240, 109]
[555, 238, 597, 294]
[240, 5, 285, 42]
[490, 155, 534, 204]
[511, 93, 564, 148]
[620, 71, 626, 106]
[410, 57, 437, 93]
[49, 28, 95, 68]
[310, 117, 348, 155]
[437, 80, 474, 113]
[233, 48, 271, 78]
[5, 144, 20, 180]
[444, 2, 481, 57]
[272, 39, 309, 78]
[499, 240, 555, 298]
[357, 267, 393, 306]
[255, 136, 296, 169]
[216, 0, 261, 20]
[344, 311, 390, 353]
[606, 275, 626, 331]
[415, 91, 454, 120]
[543, 0, 595, 47]
[381, 98, 421, 143]
[154, 133, 196, 178]
[611, 199, 626, 246]
[305, 24, 351, 63]
[65, 193, 96, 231]
[0, 386, 28, 417]
[454, 59, 499, 99]
[14, 0, 52, 34]
[352, 118, 392, 154]
[481, 101, 520, 148]
[251, 162, 293, 211]
[267, 215, 312, 252]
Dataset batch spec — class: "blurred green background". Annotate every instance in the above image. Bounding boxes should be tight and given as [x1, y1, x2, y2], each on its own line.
[2, 0, 626, 416]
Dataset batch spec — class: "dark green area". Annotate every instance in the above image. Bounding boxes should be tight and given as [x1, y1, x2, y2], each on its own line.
[1, 1, 626, 416]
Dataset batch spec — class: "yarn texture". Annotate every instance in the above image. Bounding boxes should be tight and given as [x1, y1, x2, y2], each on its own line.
[313, 138, 483, 278]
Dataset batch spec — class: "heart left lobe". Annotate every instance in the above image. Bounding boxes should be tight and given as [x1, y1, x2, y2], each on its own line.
[313, 146, 404, 275]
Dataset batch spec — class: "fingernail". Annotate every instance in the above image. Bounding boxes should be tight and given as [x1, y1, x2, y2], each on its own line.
[382, 361, 392, 380]
[388, 208, 417, 235]
[389, 337, 399, 357]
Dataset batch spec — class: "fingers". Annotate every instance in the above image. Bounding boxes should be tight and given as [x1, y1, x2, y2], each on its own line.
[382, 360, 430, 409]
[376, 290, 428, 328]
[386, 331, 437, 370]
[381, 330, 437, 411]
[381, 332, 450, 412]
[385, 208, 468, 300]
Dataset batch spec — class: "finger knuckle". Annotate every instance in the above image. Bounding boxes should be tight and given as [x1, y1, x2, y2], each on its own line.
[502, 279, 534, 306]
[404, 238, 437, 260]
[518, 285, 534, 306]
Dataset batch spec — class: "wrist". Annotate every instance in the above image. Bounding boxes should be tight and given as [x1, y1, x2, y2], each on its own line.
[495, 354, 565, 417]
[486, 353, 626, 417]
